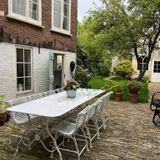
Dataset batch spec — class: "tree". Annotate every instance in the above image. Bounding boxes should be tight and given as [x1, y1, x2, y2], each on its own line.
[78, 0, 160, 80]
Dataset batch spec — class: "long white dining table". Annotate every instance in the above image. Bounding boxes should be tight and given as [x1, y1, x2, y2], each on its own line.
[7, 88, 105, 159]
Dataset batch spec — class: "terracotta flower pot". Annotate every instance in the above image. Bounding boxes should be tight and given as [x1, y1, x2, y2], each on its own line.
[129, 93, 139, 103]
[0, 112, 7, 126]
[114, 92, 123, 102]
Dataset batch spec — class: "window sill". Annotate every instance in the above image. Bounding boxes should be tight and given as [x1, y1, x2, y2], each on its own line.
[7, 14, 45, 28]
[51, 28, 72, 36]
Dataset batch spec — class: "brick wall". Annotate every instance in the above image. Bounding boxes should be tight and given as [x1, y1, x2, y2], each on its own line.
[1, 0, 77, 52]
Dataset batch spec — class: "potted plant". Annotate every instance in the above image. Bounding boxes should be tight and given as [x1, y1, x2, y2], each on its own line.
[0, 95, 10, 126]
[64, 79, 79, 98]
[110, 81, 124, 101]
[128, 80, 141, 103]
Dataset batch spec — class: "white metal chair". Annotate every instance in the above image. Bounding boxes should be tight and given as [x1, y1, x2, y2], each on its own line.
[96, 91, 113, 130]
[30, 93, 42, 100]
[55, 88, 64, 93]
[46, 90, 56, 96]
[51, 111, 88, 160]
[8, 98, 29, 143]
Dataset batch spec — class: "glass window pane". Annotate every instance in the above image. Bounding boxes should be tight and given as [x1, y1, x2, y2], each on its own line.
[12, 0, 26, 16]
[29, 0, 39, 20]
[17, 78, 24, 91]
[54, 0, 61, 13]
[24, 50, 31, 62]
[54, 14, 61, 28]
[64, 0, 69, 4]
[64, 4, 69, 17]
[17, 48, 23, 62]
[63, 17, 69, 30]
[17, 64, 24, 77]
[25, 64, 31, 76]
[25, 78, 31, 90]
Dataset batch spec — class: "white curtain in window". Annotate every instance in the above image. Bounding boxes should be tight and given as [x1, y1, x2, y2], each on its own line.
[54, 0, 61, 28]
[12, 0, 26, 16]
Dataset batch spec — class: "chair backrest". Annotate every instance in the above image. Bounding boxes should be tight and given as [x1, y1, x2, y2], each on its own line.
[8, 97, 27, 106]
[46, 90, 55, 96]
[8, 98, 29, 124]
[41, 92, 48, 97]
[75, 112, 85, 131]
[79, 105, 91, 124]
[10, 112, 28, 124]
[99, 91, 113, 109]
[55, 88, 64, 94]
[88, 103, 98, 119]
[30, 93, 42, 100]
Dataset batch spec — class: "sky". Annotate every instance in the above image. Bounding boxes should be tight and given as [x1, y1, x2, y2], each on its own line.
[78, 0, 102, 21]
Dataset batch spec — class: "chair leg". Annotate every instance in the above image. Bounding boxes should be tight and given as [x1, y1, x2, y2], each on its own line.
[73, 136, 80, 160]
[84, 125, 93, 149]
[9, 123, 16, 144]
[81, 127, 89, 151]
[153, 109, 160, 126]
[95, 119, 100, 139]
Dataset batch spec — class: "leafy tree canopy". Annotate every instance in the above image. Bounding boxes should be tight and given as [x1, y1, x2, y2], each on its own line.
[78, 0, 160, 80]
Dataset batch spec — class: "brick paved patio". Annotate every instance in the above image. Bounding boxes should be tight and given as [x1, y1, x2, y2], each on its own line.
[0, 100, 160, 160]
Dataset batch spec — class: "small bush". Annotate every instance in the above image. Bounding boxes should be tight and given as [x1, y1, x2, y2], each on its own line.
[75, 65, 91, 87]
[128, 80, 141, 94]
[114, 60, 134, 79]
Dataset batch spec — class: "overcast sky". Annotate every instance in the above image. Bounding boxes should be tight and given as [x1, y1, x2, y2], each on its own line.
[78, 0, 102, 21]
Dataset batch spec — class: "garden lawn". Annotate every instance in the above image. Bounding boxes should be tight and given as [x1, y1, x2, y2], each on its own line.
[87, 76, 149, 103]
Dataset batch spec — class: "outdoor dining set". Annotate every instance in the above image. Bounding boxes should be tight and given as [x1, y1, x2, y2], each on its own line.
[7, 88, 113, 160]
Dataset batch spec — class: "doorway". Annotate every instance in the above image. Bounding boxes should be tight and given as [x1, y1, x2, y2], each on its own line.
[54, 54, 64, 88]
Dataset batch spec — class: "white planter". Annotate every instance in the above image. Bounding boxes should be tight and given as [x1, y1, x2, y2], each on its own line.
[67, 90, 76, 98]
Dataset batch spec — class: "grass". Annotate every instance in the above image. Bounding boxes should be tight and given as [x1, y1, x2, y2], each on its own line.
[87, 76, 149, 103]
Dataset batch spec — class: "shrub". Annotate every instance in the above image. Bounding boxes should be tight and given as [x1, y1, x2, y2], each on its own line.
[114, 60, 134, 79]
[98, 62, 110, 76]
[108, 81, 124, 92]
[128, 80, 141, 94]
[75, 65, 91, 87]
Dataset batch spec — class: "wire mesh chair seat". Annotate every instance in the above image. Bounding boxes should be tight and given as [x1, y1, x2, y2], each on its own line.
[51, 111, 88, 160]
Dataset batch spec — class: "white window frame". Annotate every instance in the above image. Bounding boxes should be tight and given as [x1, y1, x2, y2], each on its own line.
[16, 46, 33, 93]
[153, 61, 160, 73]
[51, 0, 72, 35]
[8, 0, 42, 27]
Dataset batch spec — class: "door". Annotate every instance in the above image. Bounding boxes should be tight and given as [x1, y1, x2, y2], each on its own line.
[54, 54, 64, 89]
[151, 60, 160, 82]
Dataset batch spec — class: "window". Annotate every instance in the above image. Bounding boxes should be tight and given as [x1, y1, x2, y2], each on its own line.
[16, 48, 32, 92]
[8, 0, 42, 26]
[137, 56, 148, 71]
[153, 61, 160, 73]
[52, 0, 71, 35]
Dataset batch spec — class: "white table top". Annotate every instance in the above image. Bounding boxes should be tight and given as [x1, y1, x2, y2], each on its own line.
[7, 88, 105, 118]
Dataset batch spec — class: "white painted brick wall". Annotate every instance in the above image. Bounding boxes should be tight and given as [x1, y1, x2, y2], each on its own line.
[0, 43, 76, 100]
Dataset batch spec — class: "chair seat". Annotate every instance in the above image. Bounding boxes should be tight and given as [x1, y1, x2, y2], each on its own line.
[152, 99, 160, 107]
[51, 121, 76, 137]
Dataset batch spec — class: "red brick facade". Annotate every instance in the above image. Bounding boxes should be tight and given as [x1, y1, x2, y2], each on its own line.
[0, 0, 77, 52]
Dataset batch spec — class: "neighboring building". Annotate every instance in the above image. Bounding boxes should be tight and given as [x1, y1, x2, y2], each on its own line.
[132, 48, 160, 82]
[0, 0, 77, 99]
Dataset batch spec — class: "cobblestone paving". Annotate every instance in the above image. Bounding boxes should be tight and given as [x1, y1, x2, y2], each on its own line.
[1, 83, 160, 160]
